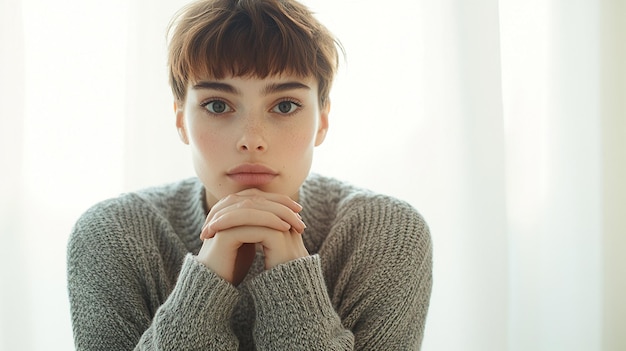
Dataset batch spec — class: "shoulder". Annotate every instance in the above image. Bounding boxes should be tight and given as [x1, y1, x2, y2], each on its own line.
[303, 173, 427, 227]
[73, 178, 202, 228]
[133, 177, 205, 215]
[68, 178, 205, 253]
[302, 174, 430, 252]
[309, 175, 433, 320]
[341, 188, 430, 257]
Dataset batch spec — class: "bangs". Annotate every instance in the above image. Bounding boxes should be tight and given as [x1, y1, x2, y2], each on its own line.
[189, 7, 316, 79]
[169, 0, 339, 104]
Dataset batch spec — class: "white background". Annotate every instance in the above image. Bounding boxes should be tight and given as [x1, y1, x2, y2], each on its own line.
[1, 0, 624, 350]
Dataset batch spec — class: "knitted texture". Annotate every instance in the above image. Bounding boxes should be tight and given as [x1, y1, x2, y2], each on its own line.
[67, 174, 432, 350]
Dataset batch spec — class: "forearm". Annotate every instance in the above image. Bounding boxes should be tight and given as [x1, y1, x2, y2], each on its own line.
[135, 255, 241, 350]
[246, 255, 354, 350]
[69, 253, 241, 350]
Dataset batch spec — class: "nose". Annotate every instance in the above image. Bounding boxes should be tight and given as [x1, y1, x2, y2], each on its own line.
[236, 117, 268, 152]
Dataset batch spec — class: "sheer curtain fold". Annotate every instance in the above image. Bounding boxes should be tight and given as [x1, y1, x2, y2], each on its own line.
[600, 1, 626, 350]
[1, 0, 623, 350]
[501, 0, 604, 349]
[418, 0, 508, 349]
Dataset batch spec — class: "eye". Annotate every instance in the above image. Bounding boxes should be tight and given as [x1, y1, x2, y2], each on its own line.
[202, 99, 233, 114]
[271, 100, 302, 115]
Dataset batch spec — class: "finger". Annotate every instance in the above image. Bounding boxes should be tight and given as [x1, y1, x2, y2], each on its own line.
[202, 190, 301, 228]
[231, 198, 304, 232]
[215, 226, 281, 246]
[260, 228, 310, 270]
[234, 188, 303, 213]
[200, 193, 255, 238]
[202, 197, 306, 239]
[200, 190, 305, 240]
[213, 226, 309, 270]
[201, 208, 292, 240]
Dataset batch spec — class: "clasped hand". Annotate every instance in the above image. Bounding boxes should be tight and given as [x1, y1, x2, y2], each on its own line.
[196, 188, 308, 286]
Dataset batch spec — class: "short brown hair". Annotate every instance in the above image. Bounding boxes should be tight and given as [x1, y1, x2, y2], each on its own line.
[167, 0, 341, 107]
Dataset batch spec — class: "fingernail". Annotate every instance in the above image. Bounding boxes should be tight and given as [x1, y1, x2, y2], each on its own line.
[200, 225, 208, 239]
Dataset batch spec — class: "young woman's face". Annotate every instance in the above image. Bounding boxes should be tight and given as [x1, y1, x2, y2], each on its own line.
[176, 75, 329, 208]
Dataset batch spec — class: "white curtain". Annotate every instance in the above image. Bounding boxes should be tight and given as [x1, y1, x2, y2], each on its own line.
[1, 0, 624, 350]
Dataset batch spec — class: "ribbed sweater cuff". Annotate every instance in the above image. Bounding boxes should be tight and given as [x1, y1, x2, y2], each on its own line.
[162, 254, 240, 324]
[247, 254, 337, 322]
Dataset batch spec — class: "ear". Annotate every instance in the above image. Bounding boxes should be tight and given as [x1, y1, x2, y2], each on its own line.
[314, 99, 330, 146]
[174, 101, 189, 145]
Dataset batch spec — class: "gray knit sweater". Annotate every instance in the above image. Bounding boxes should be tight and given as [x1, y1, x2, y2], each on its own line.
[67, 174, 432, 350]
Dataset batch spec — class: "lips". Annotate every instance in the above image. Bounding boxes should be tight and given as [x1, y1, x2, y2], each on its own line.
[227, 163, 278, 186]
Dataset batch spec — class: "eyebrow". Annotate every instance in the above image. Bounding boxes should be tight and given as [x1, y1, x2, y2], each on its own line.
[262, 82, 311, 95]
[192, 81, 240, 94]
[192, 81, 311, 95]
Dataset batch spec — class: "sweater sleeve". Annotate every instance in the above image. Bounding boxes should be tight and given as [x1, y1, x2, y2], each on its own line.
[245, 193, 432, 351]
[329, 195, 433, 350]
[246, 255, 354, 350]
[136, 255, 240, 350]
[67, 201, 240, 350]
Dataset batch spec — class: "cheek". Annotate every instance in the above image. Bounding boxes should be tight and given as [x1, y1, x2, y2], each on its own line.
[189, 118, 224, 150]
[193, 130, 221, 151]
[284, 125, 317, 154]
[188, 122, 230, 169]
[279, 124, 318, 172]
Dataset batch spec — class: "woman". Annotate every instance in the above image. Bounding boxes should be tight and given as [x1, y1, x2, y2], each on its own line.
[67, 0, 432, 349]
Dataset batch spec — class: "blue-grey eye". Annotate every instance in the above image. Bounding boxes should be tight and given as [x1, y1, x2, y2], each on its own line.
[204, 100, 231, 114]
[273, 101, 301, 114]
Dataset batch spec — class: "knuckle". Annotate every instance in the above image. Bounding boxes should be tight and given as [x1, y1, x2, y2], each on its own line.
[238, 188, 260, 196]
[223, 193, 239, 203]
[252, 195, 266, 203]
[238, 198, 256, 208]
